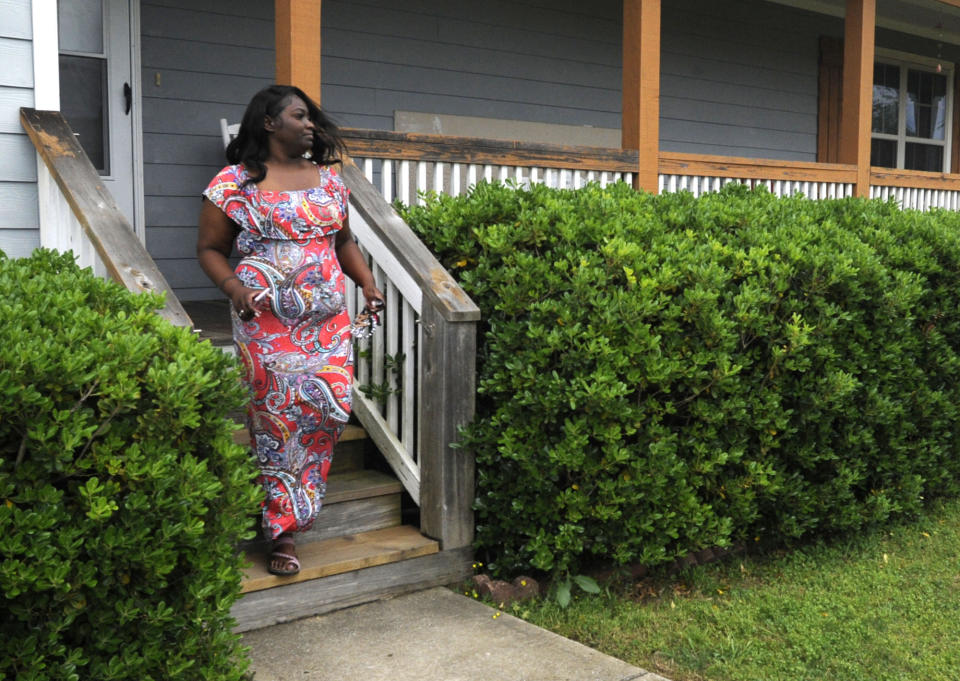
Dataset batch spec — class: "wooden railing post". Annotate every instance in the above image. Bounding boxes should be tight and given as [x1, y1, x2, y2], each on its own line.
[275, 0, 322, 103]
[839, 0, 875, 197]
[418, 303, 476, 550]
[622, 0, 661, 194]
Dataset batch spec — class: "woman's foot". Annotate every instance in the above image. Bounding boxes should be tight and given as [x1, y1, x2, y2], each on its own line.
[268, 533, 300, 575]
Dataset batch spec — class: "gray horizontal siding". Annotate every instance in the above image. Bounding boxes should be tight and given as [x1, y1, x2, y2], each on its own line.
[0, 228, 40, 258]
[658, 0, 836, 160]
[321, 0, 833, 162]
[0, 0, 32, 39]
[0, 181, 38, 229]
[321, 0, 620, 130]
[0, 2, 38, 258]
[0, 134, 36, 182]
[141, 0, 274, 301]
[0, 36, 34, 88]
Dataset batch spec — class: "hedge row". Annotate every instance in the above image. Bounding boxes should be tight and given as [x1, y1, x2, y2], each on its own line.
[0, 250, 259, 680]
[403, 181, 960, 576]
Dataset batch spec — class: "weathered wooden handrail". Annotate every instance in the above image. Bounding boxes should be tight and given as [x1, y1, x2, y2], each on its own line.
[341, 159, 480, 550]
[345, 128, 960, 211]
[343, 128, 636, 204]
[20, 108, 191, 327]
[342, 128, 638, 171]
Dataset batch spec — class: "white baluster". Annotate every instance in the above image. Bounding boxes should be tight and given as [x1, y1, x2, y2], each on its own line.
[386, 280, 399, 431]
[402, 300, 416, 457]
[433, 161, 444, 197]
[398, 160, 411, 206]
[451, 163, 461, 196]
[417, 161, 429, 205]
[381, 160, 393, 203]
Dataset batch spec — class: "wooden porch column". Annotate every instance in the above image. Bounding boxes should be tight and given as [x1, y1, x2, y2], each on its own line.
[275, 0, 322, 105]
[622, 0, 661, 194]
[838, 0, 875, 197]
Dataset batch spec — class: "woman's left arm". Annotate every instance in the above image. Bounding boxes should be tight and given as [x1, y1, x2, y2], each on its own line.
[336, 217, 384, 308]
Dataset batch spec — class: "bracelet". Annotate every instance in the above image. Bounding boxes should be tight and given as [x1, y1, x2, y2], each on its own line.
[217, 274, 239, 291]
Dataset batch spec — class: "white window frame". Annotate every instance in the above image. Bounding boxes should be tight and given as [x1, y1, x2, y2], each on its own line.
[873, 48, 954, 173]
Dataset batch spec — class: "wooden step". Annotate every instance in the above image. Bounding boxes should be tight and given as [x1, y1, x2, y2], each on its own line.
[240, 469, 403, 552]
[233, 546, 472, 632]
[241, 525, 439, 594]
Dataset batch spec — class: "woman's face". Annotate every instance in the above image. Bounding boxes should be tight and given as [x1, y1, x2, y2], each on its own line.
[266, 95, 316, 154]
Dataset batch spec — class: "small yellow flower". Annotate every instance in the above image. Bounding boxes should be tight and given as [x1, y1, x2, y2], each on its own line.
[716, 588, 724, 595]
[455, 259, 468, 268]
[492, 612, 501, 619]
[921, 531, 931, 538]
[571, 484, 579, 491]
[520, 580, 527, 587]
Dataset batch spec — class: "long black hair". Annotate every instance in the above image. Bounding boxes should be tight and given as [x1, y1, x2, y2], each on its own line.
[226, 84, 345, 186]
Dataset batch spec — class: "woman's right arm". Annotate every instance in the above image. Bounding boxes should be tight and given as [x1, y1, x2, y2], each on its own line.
[197, 198, 264, 317]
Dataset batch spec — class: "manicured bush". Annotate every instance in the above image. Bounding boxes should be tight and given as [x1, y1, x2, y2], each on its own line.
[0, 249, 260, 680]
[402, 181, 960, 577]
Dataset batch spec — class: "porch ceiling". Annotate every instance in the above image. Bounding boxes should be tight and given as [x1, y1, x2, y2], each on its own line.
[768, 0, 960, 45]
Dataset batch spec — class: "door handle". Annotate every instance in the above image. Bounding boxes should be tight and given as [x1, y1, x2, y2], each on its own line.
[123, 82, 132, 115]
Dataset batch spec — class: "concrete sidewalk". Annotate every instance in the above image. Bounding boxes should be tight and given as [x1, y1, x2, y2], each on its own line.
[243, 587, 671, 681]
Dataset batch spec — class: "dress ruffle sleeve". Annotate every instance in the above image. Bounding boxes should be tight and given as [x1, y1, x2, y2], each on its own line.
[203, 164, 256, 231]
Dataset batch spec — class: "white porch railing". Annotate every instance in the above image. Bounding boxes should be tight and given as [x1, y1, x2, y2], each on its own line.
[870, 168, 960, 211]
[657, 151, 858, 201]
[342, 129, 636, 205]
[659, 173, 856, 200]
[341, 161, 480, 550]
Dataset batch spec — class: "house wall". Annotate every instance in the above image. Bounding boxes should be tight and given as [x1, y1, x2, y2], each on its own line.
[660, 0, 839, 159]
[320, 0, 840, 162]
[143, 0, 954, 301]
[0, 0, 40, 258]
[140, 0, 274, 301]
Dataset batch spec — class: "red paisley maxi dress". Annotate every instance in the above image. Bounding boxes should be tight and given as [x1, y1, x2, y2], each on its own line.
[203, 163, 353, 540]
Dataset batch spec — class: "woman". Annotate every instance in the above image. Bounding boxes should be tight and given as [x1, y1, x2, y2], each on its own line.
[197, 85, 383, 576]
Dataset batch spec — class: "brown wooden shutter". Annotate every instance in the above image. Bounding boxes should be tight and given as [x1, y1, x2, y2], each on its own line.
[818, 36, 844, 163]
[952, 63, 960, 174]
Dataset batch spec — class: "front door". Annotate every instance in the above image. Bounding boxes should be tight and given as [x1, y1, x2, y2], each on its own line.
[57, 0, 141, 237]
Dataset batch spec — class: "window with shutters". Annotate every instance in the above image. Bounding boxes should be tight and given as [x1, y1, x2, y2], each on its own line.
[871, 52, 953, 172]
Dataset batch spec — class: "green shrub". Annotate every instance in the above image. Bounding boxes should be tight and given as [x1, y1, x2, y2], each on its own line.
[402, 182, 960, 577]
[0, 249, 260, 680]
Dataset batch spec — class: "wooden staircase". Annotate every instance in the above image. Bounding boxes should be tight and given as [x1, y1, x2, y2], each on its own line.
[185, 300, 472, 632]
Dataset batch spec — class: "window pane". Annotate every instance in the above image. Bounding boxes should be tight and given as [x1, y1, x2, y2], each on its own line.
[59, 55, 109, 174]
[871, 138, 897, 168]
[873, 63, 900, 134]
[904, 142, 943, 171]
[906, 69, 947, 140]
[58, 0, 103, 54]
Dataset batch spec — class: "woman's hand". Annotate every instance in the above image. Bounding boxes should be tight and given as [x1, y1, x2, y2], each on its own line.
[362, 283, 385, 311]
[225, 280, 271, 320]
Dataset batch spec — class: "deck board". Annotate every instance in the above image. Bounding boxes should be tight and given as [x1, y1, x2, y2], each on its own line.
[241, 525, 438, 594]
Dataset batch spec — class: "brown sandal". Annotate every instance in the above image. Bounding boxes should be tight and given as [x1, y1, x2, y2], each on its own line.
[268, 537, 300, 576]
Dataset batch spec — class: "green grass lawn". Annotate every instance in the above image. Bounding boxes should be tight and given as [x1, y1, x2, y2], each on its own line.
[516, 498, 960, 681]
